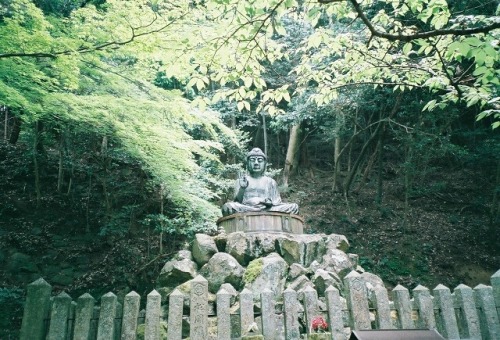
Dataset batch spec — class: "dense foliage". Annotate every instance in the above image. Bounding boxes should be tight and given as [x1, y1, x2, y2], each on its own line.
[1, 0, 243, 237]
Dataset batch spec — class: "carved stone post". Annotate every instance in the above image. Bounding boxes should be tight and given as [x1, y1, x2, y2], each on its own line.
[190, 275, 208, 340]
[344, 271, 371, 330]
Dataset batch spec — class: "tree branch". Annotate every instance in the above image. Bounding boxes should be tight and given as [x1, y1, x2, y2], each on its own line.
[0, 11, 189, 59]
[345, 0, 500, 42]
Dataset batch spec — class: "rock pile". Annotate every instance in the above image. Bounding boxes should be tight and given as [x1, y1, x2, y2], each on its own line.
[156, 231, 382, 315]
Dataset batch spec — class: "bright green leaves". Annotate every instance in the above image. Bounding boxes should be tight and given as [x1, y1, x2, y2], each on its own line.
[403, 42, 413, 55]
[187, 76, 210, 91]
[416, 0, 450, 29]
[0, 0, 242, 227]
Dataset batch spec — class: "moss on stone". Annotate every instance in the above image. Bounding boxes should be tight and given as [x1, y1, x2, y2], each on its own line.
[244, 258, 264, 283]
[136, 321, 168, 339]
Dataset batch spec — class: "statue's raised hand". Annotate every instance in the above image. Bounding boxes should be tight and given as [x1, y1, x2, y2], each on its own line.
[238, 171, 249, 188]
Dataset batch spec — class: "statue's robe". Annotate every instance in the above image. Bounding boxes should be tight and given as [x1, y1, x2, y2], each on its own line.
[222, 176, 298, 216]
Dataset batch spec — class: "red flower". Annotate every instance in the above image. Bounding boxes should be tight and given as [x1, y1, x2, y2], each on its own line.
[311, 316, 328, 332]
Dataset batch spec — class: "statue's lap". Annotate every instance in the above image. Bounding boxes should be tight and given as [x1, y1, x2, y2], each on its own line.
[217, 212, 304, 234]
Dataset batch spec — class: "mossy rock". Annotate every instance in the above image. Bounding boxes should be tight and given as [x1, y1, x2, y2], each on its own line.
[136, 321, 168, 339]
[244, 258, 263, 283]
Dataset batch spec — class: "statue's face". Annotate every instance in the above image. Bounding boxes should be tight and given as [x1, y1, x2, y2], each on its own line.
[247, 156, 266, 176]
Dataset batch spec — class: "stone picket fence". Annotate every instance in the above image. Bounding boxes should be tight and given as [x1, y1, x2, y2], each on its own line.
[20, 270, 500, 340]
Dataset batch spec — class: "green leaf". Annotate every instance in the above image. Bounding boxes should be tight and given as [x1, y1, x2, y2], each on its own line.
[403, 42, 412, 55]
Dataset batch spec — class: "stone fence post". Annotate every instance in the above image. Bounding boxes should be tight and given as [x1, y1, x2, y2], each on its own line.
[97, 292, 117, 340]
[73, 293, 95, 340]
[283, 287, 300, 339]
[325, 285, 345, 340]
[475, 284, 500, 340]
[216, 288, 231, 340]
[190, 275, 208, 340]
[20, 278, 52, 340]
[413, 285, 435, 329]
[392, 284, 413, 329]
[370, 285, 392, 329]
[46, 292, 71, 340]
[167, 289, 184, 340]
[260, 288, 276, 339]
[121, 291, 140, 340]
[145, 290, 161, 340]
[344, 271, 370, 330]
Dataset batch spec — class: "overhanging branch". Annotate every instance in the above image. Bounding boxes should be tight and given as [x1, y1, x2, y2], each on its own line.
[0, 11, 189, 59]
[321, 0, 500, 42]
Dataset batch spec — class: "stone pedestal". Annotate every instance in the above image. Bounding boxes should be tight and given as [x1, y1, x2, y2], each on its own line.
[217, 212, 304, 234]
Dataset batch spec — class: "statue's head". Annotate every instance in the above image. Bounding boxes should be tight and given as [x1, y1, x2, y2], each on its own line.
[246, 147, 267, 176]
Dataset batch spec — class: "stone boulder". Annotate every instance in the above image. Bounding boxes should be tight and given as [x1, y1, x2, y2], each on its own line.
[226, 232, 283, 266]
[214, 232, 228, 253]
[192, 233, 218, 266]
[311, 269, 342, 296]
[324, 234, 349, 252]
[321, 248, 354, 279]
[288, 263, 309, 280]
[157, 255, 197, 289]
[244, 252, 289, 300]
[277, 234, 325, 266]
[361, 272, 385, 291]
[200, 252, 245, 293]
[287, 274, 315, 294]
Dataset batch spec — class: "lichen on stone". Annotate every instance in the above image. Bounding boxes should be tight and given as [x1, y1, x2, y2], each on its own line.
[243, 258, 264, 283]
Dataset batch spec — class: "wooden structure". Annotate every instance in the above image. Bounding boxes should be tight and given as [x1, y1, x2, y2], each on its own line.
[217, 212, 304, 234]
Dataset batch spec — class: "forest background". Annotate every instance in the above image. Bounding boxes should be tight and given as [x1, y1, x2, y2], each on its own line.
[0, 0, 498, 337]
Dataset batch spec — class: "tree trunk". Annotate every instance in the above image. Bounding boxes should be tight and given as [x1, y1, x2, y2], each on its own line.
[376, 130, 385, 204]
[3, 106, 7, 141]
[489, 159, 500, 242]
[355, 142, 379, 192]
[262, 112, 268, 156]
[159, 184, 164, 255]
[343, 94, 401, 195]
[333, 135, 341, 191]
[86, 174, 92, 233]
[282, 124, 301, 188]
[57, 132, 64, 193]
[9, 116, 21, 145]
[33, 121, 41, 208]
